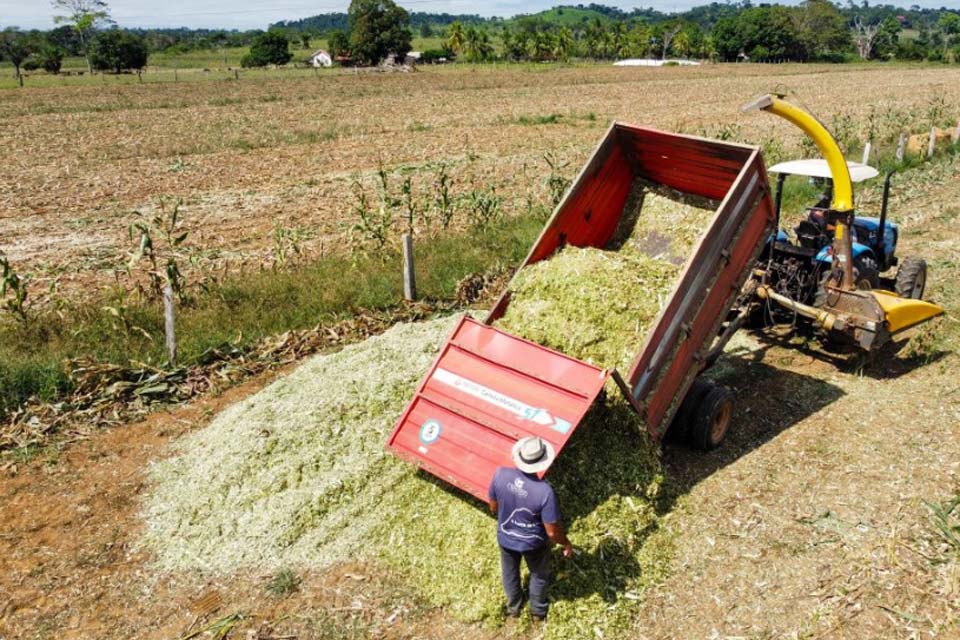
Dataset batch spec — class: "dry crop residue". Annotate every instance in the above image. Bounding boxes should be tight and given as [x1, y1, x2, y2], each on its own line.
[4, 64, 960, 302]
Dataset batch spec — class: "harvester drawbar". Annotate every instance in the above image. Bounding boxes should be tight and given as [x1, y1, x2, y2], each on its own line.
[386, 96, 944, 500]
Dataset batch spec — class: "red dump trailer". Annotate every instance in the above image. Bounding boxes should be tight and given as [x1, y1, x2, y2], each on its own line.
[387, 123, 777, 501]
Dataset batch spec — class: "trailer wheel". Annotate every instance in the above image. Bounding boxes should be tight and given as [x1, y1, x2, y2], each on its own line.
[667, 378, 712, 442]
[895, 258, 927, 299]
[689, 385, 733, 451]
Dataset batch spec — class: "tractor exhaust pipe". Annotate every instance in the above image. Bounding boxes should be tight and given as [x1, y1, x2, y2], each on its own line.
[877, 170, 893, 261]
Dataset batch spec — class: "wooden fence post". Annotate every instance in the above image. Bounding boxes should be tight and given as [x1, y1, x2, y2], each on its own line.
[927, 127, 937, 159]
[163, 283, 178, 367]
[896, 133, 907, 162]
[861, 141, 871, 165]
[402, 233, 417, 302]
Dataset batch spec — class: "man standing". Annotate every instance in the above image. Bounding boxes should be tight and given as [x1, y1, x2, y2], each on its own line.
[487, 436, 574, 621]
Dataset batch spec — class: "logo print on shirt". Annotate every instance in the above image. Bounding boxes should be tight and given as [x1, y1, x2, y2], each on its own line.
[508, 478, 528, 498]
[500, 508, 545, 542]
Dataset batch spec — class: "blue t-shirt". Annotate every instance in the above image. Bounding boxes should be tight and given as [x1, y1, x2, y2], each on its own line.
[487, 466, 561, 552]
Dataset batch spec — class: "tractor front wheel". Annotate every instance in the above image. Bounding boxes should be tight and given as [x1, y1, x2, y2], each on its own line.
[895, 257, 928, 299]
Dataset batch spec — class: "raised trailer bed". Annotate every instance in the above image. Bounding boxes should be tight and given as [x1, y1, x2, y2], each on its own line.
[387, 123, 776, 500]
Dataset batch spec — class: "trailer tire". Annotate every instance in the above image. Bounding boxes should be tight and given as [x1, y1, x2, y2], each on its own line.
[689, 385, 733, 451]
[895, 258, 927, 299]
[667, 378, 712, 442]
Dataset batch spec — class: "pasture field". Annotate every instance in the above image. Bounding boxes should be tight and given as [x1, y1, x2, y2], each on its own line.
[1, 61, 960, 639]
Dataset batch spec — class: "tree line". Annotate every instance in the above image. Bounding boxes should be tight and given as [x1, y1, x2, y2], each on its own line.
[3, 0, 960, 83]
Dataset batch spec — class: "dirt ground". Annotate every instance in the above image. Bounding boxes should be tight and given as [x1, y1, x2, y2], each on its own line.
[2, 65, 960, 639]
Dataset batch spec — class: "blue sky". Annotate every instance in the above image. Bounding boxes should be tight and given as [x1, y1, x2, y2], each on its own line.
[3, 0, 958, 30]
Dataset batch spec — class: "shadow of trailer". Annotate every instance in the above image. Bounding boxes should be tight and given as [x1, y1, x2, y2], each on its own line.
[387, 122, 777, 501]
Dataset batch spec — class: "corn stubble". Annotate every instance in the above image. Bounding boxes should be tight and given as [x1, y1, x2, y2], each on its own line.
[144, 187, 713, 637]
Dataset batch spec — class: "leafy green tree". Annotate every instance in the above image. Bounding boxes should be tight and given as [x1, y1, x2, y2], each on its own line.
[419, 22, 432, 38]
[798, 0, 850, 60]
[554, 26, 574, 61]
[328, 30, 350, 57]
[47, 25, 83, 56]
[714, 6, 803, 62]
[874, 16, 902, 59]
[463, 26, 494, 62]
[52, 0, 112, 72]
[240, 30, 292, 67]
[37, 42, 65, 73]
[939, 12, 960, 58]
[299, 31, 311, 50]
[711, 15, 742, 61]
[88, 29, 148, 72]
[348, 0, 412, 65]
[447, 21, 466, 55]
[0, 29, 36, 86]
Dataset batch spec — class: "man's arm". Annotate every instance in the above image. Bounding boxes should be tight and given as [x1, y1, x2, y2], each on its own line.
[488, 498, 498, 514]
[544, 522, 573, 558]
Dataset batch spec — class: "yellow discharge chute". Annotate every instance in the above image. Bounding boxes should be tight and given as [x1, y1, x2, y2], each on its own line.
[742, 94, 854, 213]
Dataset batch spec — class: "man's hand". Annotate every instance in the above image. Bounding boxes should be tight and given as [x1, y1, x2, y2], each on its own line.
[562, 543, 574, 559]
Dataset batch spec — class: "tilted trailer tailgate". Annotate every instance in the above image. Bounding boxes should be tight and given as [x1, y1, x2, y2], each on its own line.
[387, 316, 609, 501]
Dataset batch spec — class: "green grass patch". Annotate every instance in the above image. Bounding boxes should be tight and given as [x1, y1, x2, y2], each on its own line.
[0, 215, 542, 415]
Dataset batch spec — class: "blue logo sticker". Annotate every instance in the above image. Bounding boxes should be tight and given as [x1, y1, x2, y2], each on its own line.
[550, 418, 572, 434]
[419, 419, 442, 445]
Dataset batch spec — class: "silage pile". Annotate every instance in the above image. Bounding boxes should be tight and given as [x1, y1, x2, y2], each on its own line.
[142, 184, 712, 637]
[496, 183, 715, 373]
[496, 249, 678, 372]
[142, 315, 665, 638]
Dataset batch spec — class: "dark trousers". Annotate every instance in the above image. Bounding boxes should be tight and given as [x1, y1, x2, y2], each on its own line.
[499, 544, 551, 617]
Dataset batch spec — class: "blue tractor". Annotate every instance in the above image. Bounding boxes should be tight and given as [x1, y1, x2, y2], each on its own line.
[759, 158, 929, 317]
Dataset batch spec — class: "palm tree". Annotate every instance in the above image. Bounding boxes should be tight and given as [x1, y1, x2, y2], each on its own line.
[448, 21, 466, 55]
[554, 27, 574, 61]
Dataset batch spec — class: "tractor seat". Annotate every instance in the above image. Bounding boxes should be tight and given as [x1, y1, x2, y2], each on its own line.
[795, 219, 828, 250]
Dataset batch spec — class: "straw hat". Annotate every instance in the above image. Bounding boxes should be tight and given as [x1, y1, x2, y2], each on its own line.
[511, 436, 556, 474]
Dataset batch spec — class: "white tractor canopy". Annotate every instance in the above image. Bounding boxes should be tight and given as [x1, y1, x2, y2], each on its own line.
[768, 158, 879, 183]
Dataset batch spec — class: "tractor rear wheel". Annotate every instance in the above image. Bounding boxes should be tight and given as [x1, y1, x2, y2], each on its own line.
[895, 257, 928, 299]
[667, 378, 712, 443]
[689, 384, 733, 451]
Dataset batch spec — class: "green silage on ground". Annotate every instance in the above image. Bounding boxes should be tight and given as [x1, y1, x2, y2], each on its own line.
[142, 180, 720, 637]
[142, 314, 668, 638]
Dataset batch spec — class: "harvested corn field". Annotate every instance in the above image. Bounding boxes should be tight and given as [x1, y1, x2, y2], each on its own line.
[142, 314, 666, 637]
[3, 64, 960, 303]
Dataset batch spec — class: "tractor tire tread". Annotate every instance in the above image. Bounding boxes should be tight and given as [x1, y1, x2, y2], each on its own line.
[895, 257, 927, 299]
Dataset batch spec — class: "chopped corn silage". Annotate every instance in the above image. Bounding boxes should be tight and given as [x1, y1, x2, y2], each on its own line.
[612, 181, 718, 265]
[141, 314, 667, 638]
[496, 249, 678, 372]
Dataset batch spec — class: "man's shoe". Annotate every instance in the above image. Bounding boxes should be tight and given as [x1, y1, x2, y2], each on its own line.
[531, 613, 546, 622]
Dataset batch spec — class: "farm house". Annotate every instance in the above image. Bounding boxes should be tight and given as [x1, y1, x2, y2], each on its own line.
[308, 49, 333, 67]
